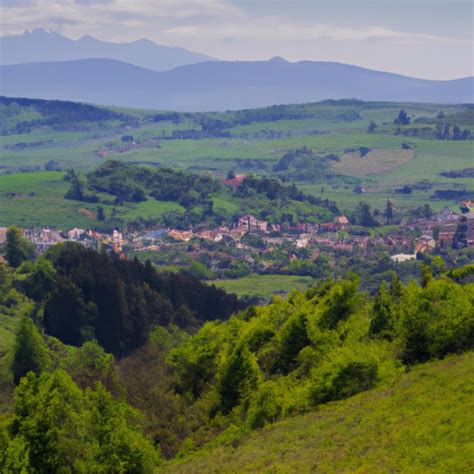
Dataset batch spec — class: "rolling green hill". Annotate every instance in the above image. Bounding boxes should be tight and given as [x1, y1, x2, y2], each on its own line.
[160, 351, 474, 473]
[1, 97, 473, 227]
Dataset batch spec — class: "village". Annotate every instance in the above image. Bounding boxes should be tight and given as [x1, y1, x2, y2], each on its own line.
[1, 201, 473, 277]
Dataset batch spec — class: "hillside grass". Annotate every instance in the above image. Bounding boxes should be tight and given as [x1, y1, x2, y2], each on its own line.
[159, 351, 474, 473]
[210, 274, 315, 299]
[0, 172, 185, 228]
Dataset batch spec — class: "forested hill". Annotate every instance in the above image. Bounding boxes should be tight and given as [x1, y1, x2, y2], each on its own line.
[19, 241, 245, 356]
[69, 160, 339, 228]
[0, 95, 130, 134]
[1, 58, 472, 110]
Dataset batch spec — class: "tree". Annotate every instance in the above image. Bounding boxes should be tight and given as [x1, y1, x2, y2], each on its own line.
[12, 317, 51, 384]
[67, 340, 116, 391]
[97, 206, 106, 221]
[5, 370, 87, 472]
[12, 316, 51, 384]
[86, 384, 159, 472]
[452, 216, 468, 249]
[351, 202, 380, 227]
[367, 121, 378, 133]
[398, 280, 474, 364]
[24, 258, 56, 301]
[431, 256, 445, 277]
[394, 110, 410, 126]
[5, 226, 35, 268]
[441, 123, 450, 140]
[385, 199, 394, 223]
[64, 171, 84, 201]
[218, 343, 261, 414]
[272, 312, 310, 374]
[452, 125, 462, 140]
[369, 282, 395, 339]
[2, 371, 159, 472]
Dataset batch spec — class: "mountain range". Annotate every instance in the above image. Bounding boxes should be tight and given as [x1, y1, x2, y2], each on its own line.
[0, 28, 215, 71]
[1, 56, 472, 111]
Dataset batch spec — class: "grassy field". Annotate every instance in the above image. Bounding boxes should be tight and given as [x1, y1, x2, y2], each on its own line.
[1, 100, 472, 227]
[210, 275, 315, 299]
[0, 172, 185, 228]
[159, 351, 474, 473]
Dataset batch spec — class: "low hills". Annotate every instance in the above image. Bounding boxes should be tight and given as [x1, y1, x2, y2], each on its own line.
[1, 58, 472, 111]
[161, 351, 474, 473]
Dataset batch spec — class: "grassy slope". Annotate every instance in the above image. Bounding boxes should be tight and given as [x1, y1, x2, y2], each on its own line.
[160, 352, 474, 473]
[0, 172, 184, 228]
[1, 101, 472, 226]
[210, 275, 315, 299]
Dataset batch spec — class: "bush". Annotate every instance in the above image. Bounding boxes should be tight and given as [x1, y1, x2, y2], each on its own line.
[310, 361, 378, 405]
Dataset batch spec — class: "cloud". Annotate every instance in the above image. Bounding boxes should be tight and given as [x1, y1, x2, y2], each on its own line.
[75, 0, 114, 5]
[2, 0, 35, 7]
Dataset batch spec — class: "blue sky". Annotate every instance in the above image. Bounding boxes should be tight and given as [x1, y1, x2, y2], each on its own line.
[1, 0, 472, 79]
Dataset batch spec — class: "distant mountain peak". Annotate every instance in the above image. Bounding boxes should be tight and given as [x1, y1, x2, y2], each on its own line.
[269, 56, 288, 63]
[1, 29, 217, 71]
[26, 28, 54, 37]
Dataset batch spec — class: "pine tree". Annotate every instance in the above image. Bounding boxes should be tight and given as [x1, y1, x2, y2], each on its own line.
[219, 343, 261, 414]
[96, 206, 106, 221]
[369, 282, 394, 339]
[12, 316, 51, 384]
[385, 199, 394, 223]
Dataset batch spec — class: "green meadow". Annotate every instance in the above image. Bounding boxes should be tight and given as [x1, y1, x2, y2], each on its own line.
[160, 351, 474, 473]
[210, 274, 315, 299]
[0, 172, 185, 228]
[1, 99, 472, 228]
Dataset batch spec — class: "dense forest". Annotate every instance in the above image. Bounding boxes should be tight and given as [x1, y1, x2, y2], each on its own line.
[0, 96, 129, 134]
[0, 227, 473, 470]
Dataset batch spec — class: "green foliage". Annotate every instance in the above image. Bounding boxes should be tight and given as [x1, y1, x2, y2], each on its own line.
[22, 258, 56, 302]
[369, 282, 395, 339]
[87, 160, 220, 207]
[6, 370, 90, 472]
[42, 243, 243, 356]
[218, 343, 261, 414]
[160, 352, 474, 473]
[272, 146, 340, 182]
[5, 226, 36, 268]
[86, 384, 159, 473]
[1, 370, 159, 473]
[310, 360, 378, 404]
[397, 279, 474, 364]
[271, 311, 310, 374]
[66, 340, 117, 391]
[350, 202, 380, 227]
[12, 316, 51, 385]
[0, 96, 127, 135]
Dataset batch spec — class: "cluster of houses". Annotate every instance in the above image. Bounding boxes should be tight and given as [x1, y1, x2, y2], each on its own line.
[135, 206, 473, 257]
[0, 227, 125, 255]
[1, 205, 473, 263]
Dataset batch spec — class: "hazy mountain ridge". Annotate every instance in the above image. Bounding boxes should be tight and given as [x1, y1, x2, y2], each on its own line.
[1, 56, 472, 111]
[0, 28, 216, 71]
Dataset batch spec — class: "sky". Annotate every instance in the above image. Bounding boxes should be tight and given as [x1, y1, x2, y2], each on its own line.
[1, 0, 473, 79]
